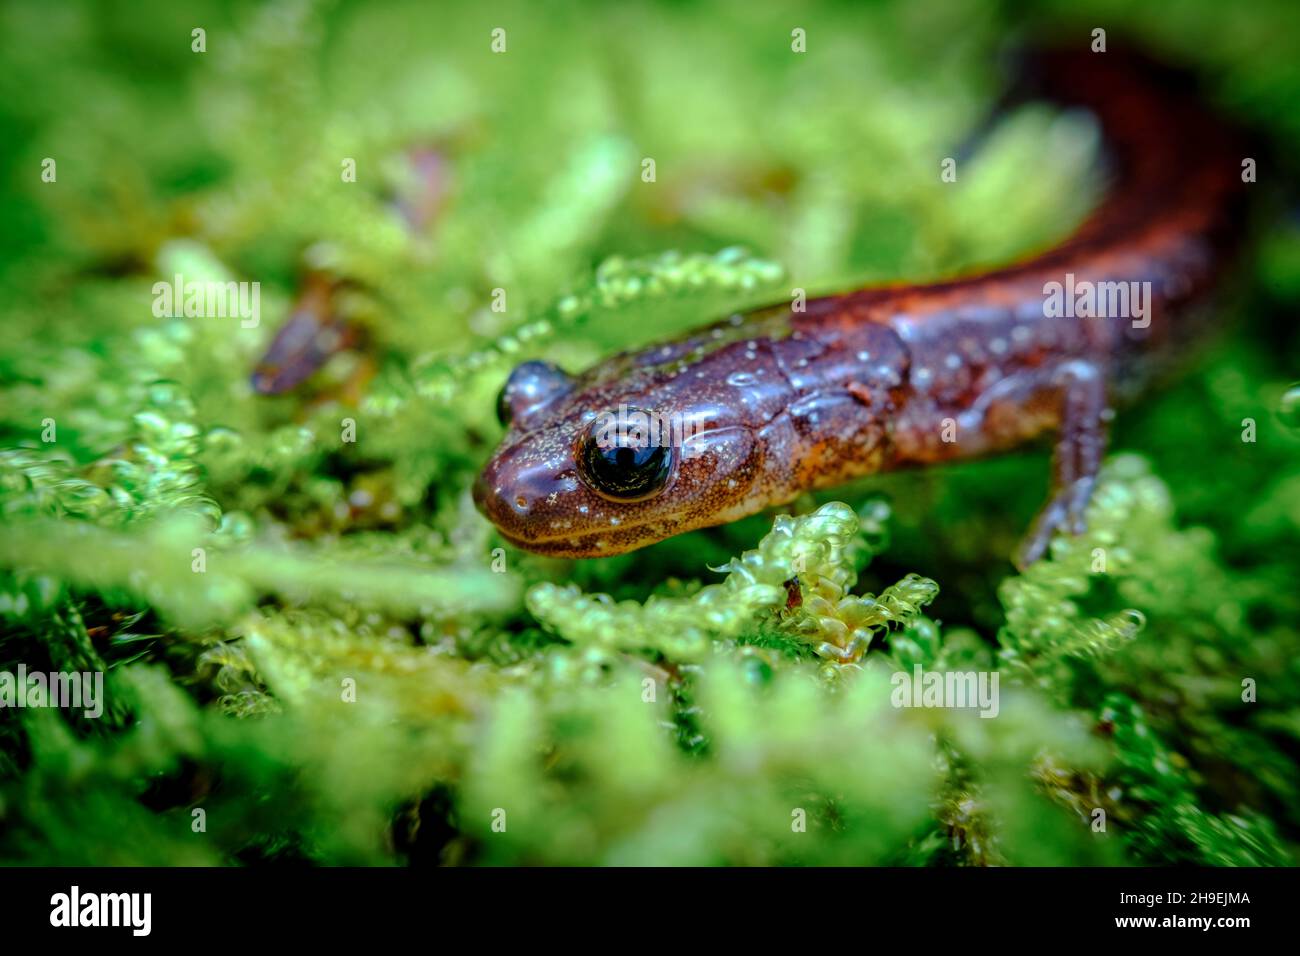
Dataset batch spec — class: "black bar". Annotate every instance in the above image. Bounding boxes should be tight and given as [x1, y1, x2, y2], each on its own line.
[0, 866, 1287, 941]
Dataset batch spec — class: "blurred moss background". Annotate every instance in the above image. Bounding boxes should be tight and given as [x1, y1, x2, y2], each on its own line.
[1, 0, 1298, 865]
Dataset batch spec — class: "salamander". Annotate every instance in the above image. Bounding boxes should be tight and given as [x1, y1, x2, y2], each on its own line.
[473, 44, 1250, 566]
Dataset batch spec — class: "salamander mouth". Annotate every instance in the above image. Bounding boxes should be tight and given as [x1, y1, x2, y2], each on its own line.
[474, 470, 685, 557]
[489, 487, 774, 557]
[493, 516, 682, 558]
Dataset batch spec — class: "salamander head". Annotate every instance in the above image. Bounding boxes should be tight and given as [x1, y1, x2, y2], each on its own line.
[473, 358, 768, 557]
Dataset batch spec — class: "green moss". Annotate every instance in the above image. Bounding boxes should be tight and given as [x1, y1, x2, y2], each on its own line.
[2, 0, 1299, 865]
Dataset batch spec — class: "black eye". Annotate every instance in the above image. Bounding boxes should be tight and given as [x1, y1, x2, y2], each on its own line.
[578, 411, 674, 501]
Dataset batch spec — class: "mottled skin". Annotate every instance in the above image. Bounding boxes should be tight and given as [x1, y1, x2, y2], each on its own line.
[475, 47, 1249, 565]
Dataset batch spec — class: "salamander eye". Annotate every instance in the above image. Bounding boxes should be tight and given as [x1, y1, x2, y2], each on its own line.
[578, 411, 674, 501]
[495, 383, 513, 427]
[497, 360, 574, 428]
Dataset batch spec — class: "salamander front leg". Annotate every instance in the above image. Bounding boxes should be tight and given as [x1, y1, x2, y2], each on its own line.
[1016, 360, 1110, 569]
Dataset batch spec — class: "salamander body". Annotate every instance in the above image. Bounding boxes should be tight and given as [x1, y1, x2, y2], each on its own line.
[474, 45, 1249, 564]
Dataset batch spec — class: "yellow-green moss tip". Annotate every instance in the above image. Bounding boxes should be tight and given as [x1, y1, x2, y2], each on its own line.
[526, 501, 938, 663]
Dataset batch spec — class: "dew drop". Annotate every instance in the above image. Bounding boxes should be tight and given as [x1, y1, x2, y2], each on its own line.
[1279, 383, 1300, 430]
[1117, 608, 1146, 637]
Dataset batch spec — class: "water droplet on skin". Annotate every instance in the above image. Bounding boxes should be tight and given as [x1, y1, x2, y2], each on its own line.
[726, 371, 757, 387]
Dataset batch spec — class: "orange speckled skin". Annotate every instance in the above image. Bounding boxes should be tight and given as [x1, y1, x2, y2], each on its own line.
[474, 47, 1249, 560]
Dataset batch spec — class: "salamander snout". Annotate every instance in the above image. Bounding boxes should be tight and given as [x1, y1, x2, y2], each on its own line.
[474, 405, 767, 557]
